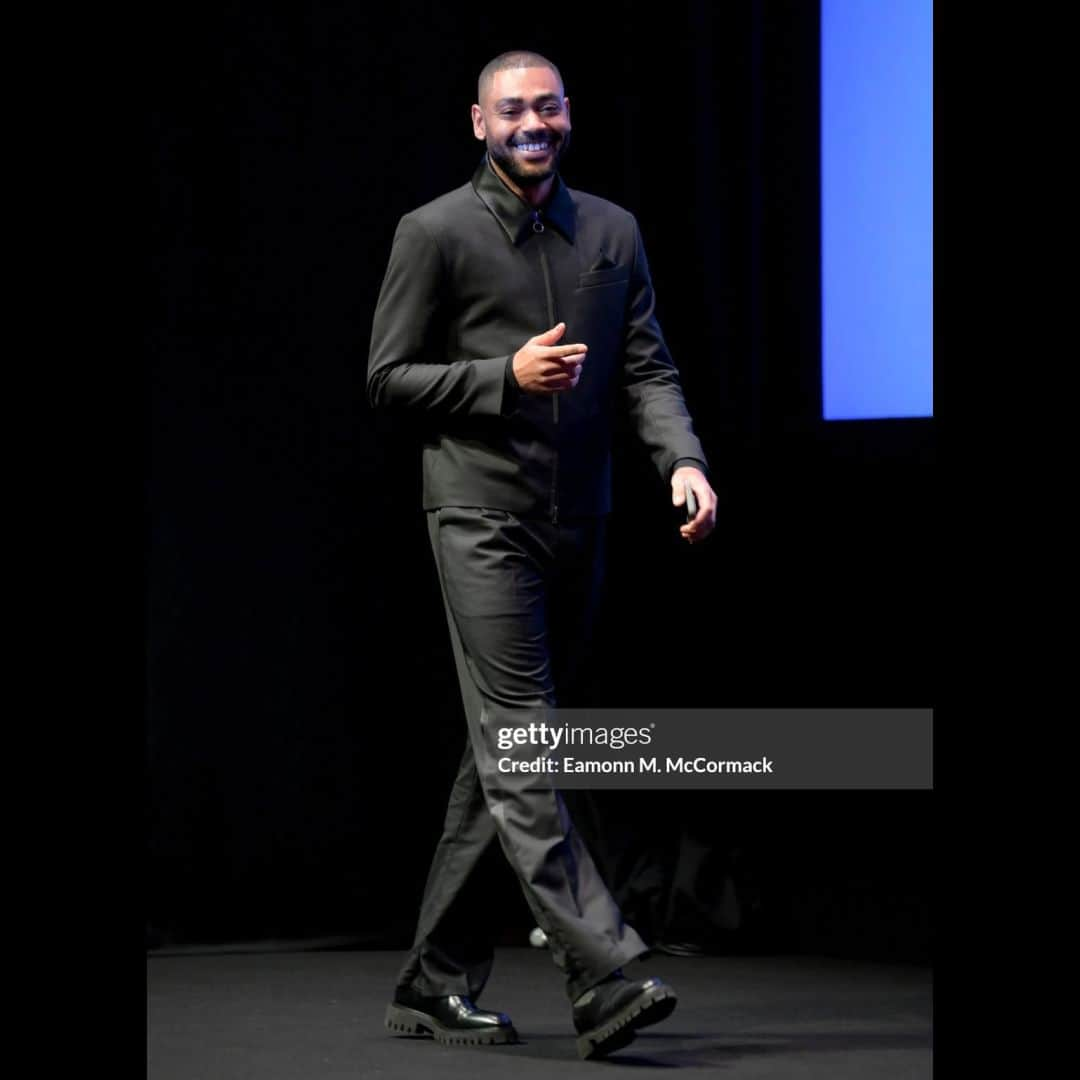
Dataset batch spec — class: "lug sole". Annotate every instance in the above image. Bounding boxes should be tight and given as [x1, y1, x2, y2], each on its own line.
[576, 984, 678, 1060]
[384, 1003, 518, 1046]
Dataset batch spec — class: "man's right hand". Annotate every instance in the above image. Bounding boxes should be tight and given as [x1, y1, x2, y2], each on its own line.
[512, 322, 587, 394]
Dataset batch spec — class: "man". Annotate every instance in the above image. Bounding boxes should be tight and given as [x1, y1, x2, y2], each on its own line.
[368, 50, 717, 1060]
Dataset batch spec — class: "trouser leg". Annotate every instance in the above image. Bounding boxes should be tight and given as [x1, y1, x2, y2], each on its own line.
[547, 512, 606, 707]
[393, 511, 504, 999]
[393, 738, 499, 999]
[548, 524, 629, 919]
[399, 507, 646, 1004]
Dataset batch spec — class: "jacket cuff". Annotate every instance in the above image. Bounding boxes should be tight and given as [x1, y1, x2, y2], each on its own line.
[457, 354, 511, 417]
[502, 354, 521, 414]
[670, 457, 708, 480]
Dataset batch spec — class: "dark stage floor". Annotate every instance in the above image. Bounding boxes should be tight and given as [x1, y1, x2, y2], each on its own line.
[148, 946, 932, 1078]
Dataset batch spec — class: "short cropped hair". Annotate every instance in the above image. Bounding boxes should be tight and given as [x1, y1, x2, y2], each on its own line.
[477, 51, 564, 105]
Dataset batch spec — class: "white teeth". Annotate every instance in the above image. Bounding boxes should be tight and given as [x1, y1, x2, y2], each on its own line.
[516, 143, 549, 152]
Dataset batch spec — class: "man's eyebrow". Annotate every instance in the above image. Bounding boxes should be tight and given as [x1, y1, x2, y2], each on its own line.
[493, 94, 562, 108]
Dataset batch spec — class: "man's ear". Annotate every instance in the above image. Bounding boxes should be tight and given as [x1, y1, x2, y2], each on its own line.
[564, 97, 571, 126]
[471, 104, 485, 141]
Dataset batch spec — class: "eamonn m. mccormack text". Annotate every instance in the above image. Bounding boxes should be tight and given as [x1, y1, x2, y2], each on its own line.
[497, 756, 774, 774]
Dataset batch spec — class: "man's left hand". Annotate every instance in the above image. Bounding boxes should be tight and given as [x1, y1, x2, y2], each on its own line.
[671, 466, 717, 544]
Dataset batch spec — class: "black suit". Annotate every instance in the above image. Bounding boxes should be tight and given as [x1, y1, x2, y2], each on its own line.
[368, 154, 708, 1003]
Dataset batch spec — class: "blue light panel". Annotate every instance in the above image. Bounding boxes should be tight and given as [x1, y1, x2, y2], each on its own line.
[822, 0, 933, 419]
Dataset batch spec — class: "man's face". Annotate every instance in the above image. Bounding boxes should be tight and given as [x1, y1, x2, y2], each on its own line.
[471, 66, 572, 190]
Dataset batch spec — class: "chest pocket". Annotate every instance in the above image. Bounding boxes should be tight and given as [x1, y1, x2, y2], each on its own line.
[576, 266, 630, 291]
[568, 267, 630, 393]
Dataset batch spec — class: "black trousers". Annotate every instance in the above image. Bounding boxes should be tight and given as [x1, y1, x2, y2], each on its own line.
[394, 506, 647, 1003]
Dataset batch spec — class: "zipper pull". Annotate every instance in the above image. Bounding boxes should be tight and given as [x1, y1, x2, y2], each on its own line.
[532, 210, 544, 234]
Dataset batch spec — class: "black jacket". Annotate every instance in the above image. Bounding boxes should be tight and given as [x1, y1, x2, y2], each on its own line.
[367, 154, 708, 521]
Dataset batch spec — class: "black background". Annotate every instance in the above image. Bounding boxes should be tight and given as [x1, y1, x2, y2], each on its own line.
[148, 0, 933, 960]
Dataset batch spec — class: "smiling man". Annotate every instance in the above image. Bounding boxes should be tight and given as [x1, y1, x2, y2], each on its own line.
[474, 62, 572, 196]
[369, 50, 716, 1060]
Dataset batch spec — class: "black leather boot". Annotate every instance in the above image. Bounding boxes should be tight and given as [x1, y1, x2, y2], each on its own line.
[385, 986, 518, 1046]
[572, 972, 678, 1060]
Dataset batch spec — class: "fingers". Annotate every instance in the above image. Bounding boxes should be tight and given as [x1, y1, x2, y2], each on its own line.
[530, 324, 586, 357]
[540, 351, 585, 389]
[678, 487, 718, 544]
[520, 326, 587, 393]
[532, 321, 566, 345]
[680, 507, 716, 542]
[542, 364, 583, 390]
[545, 344, 589, 359]
[559, 352, 585, 372]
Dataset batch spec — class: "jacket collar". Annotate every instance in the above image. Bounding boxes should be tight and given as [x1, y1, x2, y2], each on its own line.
[471, 153, 576, 246]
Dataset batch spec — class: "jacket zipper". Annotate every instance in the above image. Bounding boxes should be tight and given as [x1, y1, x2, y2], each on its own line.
[535, 213, 559, 525]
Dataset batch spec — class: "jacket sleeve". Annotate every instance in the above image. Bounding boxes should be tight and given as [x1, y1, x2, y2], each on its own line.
[367, 214, 512, 417]
[620, 218, 709, 481]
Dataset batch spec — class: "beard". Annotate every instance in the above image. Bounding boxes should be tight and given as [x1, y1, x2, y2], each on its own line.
[487, 130, 571, 189]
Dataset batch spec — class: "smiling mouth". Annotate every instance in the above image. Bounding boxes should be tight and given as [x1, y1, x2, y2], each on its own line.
[513, 141, 554, 153]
